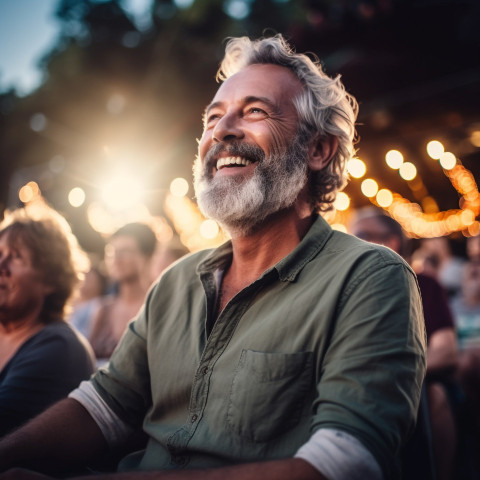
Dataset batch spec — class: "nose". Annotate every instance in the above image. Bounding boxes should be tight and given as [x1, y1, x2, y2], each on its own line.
[212, 111, 245, 143]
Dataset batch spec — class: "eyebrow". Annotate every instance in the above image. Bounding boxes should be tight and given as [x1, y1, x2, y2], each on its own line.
[204, 95, 279, 117]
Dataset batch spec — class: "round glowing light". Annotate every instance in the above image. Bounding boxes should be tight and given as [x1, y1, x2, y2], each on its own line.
[361, 178, 378, 197]
[426, 140, 444, 159]
[331, 223, 347, 233]
[470, 131, 480, 148]
[30, 113, 47, 132]
[346, 158, 366, 178]
[385, 150, 404, 169]
[468, 222, 480, 236]
[170, 178, 189, 197]
[399, 162, 417, 181]
[68, 187, 86, 207]
[439, 151, 456, 170]
[460, 209, 475, 226]
[106, 94, 126, 115]
[19, 185, 35, 203]
[334, 192, 350, 211]
[101, 174, 143, 210]
[200, 219, 219, 239]
[376, 189, 393, 207]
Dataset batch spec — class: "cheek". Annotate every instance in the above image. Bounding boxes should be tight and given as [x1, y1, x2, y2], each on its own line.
[264, 120, 297, 155]
[198, 130, 211, 160]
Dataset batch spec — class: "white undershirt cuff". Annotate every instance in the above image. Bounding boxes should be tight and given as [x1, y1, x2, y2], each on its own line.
[69, 380, 134, 448]
[295, 428, 383, 480]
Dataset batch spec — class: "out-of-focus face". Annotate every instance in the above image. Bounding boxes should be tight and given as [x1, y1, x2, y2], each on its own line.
[105, 235, 149, 284]
[0, 232, 51, 324]
[467, 236, 480, 261]
[463, 261, 480, 301]
[352, 216, 400, 254]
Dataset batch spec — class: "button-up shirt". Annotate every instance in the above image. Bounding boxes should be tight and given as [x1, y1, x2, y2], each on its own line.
[91, 215, 426, 478]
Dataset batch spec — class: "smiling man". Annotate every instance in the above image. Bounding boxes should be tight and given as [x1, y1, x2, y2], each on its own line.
[0, 35, 425, 480]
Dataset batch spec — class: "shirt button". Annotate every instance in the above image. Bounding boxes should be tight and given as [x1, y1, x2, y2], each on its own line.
[191, 414, 198, 423]
[201, 366, 208, 375]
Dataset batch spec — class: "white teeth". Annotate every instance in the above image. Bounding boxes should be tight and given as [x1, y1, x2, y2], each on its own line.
[216, 157, 253, 170]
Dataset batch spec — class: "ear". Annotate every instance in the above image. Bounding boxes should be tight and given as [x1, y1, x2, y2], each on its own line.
[307, 135, 339, 171]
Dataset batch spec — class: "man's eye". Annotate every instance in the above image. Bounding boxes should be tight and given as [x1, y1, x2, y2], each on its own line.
[248, 107, 267, 115]
[206, 113, 221, 125]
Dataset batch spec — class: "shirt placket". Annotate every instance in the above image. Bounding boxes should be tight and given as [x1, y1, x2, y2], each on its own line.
[166, 268, 274, 466]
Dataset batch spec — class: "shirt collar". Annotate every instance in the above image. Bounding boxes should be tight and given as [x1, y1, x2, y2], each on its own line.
[196, 215, 333, 283]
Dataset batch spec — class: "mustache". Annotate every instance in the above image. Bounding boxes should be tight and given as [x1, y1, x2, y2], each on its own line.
[203, 142, 266, 169]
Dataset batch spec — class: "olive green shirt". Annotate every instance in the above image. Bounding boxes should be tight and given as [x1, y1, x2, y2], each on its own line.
[92, 215, 426, 479]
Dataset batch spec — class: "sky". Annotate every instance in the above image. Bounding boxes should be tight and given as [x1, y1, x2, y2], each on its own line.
[0, 0, 154, 96]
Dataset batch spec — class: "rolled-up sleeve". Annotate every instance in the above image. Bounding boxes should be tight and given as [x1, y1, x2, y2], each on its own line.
[311, 260, 426, 478]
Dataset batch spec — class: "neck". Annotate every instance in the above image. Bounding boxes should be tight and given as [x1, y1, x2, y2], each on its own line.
[227, 206, 315, 286]
[0, 313, 44, 345]
[117, 277, 149, 303]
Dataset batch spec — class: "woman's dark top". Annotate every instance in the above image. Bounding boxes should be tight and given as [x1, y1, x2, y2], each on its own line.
[0, 321, 95, 437]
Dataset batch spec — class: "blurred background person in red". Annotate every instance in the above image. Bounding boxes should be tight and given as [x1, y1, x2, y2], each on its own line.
[88, 222, 157, 366]
[0, 203, 95, 438]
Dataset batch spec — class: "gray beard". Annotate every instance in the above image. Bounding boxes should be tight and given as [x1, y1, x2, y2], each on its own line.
[193, 135, 308, 237]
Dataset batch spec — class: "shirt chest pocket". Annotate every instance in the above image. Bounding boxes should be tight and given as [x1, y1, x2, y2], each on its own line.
[226, 349, 313, 443]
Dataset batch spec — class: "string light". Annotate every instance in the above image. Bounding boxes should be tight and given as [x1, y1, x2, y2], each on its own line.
[426, 140, 444, 159]
[439, 152, 456, 170]
[376, 189, 393, 207]
[385, 150, 404, 169]
[346, 158, 366, 178]
[399, 162, 417, 181]
[349, 144, 480, 238]
[361, 178, 378, 197]
[334, 192, 350, 211]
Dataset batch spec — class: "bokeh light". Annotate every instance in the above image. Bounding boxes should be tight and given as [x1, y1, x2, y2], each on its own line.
[346, 158, 366, 178]
[331, 223, 347, 233]
[439, 152, 456, 170]
[334, 192, 350, 211]
[361, 178, 378, 197]
[376, 189, 393, 207]
[460, 209, 475, 226]
[385, 150, 404, 169]
[426, 140, 444, 159]
[170, 177, 189, 197]
[18, 181, 40, 203]
[29, 113, 47, 132]
[399, 162, 417, 181]
[101, 172, 143, 210]
[470, 131, 480, 148]
[200, 219, 219, 239]
[68, 187, 86, 207]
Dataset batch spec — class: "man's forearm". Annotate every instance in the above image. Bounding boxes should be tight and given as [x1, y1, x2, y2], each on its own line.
[68, 458, 325, 480]
[0, 398, 108, 474]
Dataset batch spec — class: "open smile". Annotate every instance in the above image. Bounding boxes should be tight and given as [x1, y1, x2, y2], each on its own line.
[216, 156, 255, 171]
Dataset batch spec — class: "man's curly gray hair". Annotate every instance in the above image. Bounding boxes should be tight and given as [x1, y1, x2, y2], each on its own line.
[217, 34, 358, 212]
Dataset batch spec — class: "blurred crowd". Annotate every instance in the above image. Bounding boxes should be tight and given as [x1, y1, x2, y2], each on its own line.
[1, 200, 479, 478]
